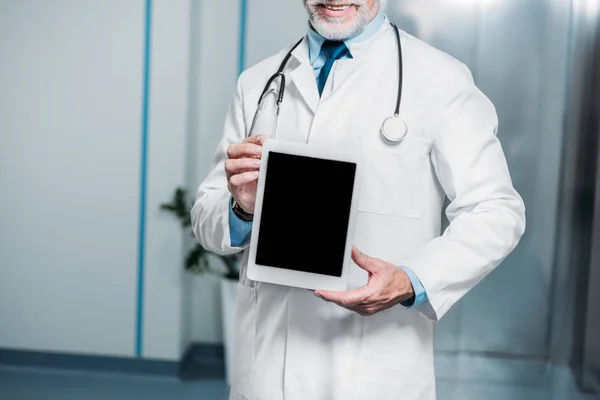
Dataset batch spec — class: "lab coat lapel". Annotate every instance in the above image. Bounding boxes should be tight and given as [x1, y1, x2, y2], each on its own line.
[289, 38, 319, 114]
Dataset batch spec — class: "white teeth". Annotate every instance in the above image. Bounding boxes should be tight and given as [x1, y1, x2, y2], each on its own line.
[324, 5, 351, 11]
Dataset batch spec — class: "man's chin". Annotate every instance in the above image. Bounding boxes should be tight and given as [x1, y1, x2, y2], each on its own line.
[313, 21, 357, 40]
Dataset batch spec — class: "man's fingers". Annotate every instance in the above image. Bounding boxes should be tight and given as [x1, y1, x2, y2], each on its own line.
[225, 158, 261, 178]
[227, 143, 263, 159]
[227, 135, 266, 159]
[243, 134, 267, 145]
[351, 246, 380, 274]
[315, 286, 372, 307]
[229, 171, 259, 187]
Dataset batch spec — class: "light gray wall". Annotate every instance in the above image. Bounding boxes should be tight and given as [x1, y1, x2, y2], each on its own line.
[142, 0, 191, 361]
[185, 0, 241, 345]
[245, 0, 307, 68]
[0, 0, 247, 356]
[0, 0, 191, 361]
[0, 0, 143, 357]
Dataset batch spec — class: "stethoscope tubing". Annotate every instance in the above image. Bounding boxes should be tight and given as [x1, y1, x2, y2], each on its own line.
[254, 20, 407, 143]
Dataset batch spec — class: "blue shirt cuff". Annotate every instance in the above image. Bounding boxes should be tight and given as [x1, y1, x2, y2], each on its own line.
[399, 266, 428, 308]
[228, 199, 253, 247]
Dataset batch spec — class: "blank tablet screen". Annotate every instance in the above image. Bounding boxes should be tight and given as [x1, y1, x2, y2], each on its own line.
[255, 151, 356, 277]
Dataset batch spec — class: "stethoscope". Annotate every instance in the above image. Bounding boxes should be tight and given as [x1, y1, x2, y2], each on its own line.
[248, 21, 407, 144]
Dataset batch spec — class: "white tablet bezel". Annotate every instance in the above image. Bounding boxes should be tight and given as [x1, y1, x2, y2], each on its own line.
[247, 139, 363, 291]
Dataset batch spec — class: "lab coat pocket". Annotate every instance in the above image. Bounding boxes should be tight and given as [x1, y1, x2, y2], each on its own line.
[358, 135, 432, 219]
[232, 283, 257, 397]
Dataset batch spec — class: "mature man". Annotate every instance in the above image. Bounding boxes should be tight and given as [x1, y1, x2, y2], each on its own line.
[191, 1, 526, 399]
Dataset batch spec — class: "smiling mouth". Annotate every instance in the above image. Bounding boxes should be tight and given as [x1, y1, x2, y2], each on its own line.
[316, 3, 358, 17]
[322, 4, 352, 11]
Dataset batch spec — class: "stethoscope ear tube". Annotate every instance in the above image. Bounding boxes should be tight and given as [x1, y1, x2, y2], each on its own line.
[257, 38, 303, 107]
[277, 73, 286, 105]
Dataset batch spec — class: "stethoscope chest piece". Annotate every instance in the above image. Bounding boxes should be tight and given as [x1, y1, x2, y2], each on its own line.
[380, 114, 408, 144]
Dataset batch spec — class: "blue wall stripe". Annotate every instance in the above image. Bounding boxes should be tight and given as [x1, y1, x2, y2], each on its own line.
[136, 0, 153, 358]
[238, 0, 248, 75]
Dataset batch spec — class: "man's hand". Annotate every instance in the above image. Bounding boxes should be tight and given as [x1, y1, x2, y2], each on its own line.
[314, 247, 415, 316]
[225, 135, 267, 214]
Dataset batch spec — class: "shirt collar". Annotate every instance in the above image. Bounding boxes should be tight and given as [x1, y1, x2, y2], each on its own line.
[307, 12, 387, 64]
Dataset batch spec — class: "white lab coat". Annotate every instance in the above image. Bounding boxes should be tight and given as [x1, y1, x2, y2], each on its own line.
[191, 20, 525, 400]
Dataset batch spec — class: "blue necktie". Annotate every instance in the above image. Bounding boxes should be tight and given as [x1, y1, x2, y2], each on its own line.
[317, 40, 350, 96]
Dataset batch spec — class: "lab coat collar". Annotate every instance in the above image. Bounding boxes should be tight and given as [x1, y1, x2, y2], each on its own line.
[289, 37, 320, 113]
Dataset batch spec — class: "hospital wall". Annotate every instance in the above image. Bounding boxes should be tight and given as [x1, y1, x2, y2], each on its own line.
[0, 0, 266, 361]
[185, 0, 240, 345]
[0, 0, 196, 361]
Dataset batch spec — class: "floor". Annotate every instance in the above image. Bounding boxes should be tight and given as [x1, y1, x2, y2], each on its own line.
[0, 361, 598, 400]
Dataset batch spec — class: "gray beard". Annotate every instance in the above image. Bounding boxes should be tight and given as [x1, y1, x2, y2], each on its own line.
[304, 1, 379, 40]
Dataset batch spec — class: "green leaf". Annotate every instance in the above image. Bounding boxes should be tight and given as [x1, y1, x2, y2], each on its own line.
[161, 187, 239, 280]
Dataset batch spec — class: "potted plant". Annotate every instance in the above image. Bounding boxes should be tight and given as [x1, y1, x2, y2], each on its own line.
[160, 187, 238, 384]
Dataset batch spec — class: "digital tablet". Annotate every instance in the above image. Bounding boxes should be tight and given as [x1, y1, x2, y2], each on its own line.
[247, 139, 363, 291]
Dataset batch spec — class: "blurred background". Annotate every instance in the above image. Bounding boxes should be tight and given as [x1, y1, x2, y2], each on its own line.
[1, 0, 600, 399]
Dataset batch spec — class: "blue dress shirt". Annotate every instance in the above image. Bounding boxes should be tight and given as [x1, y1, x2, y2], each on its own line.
[229, 200, 253, 247]
[306, 12, 386, 78]
[228, 14, 428, 308]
